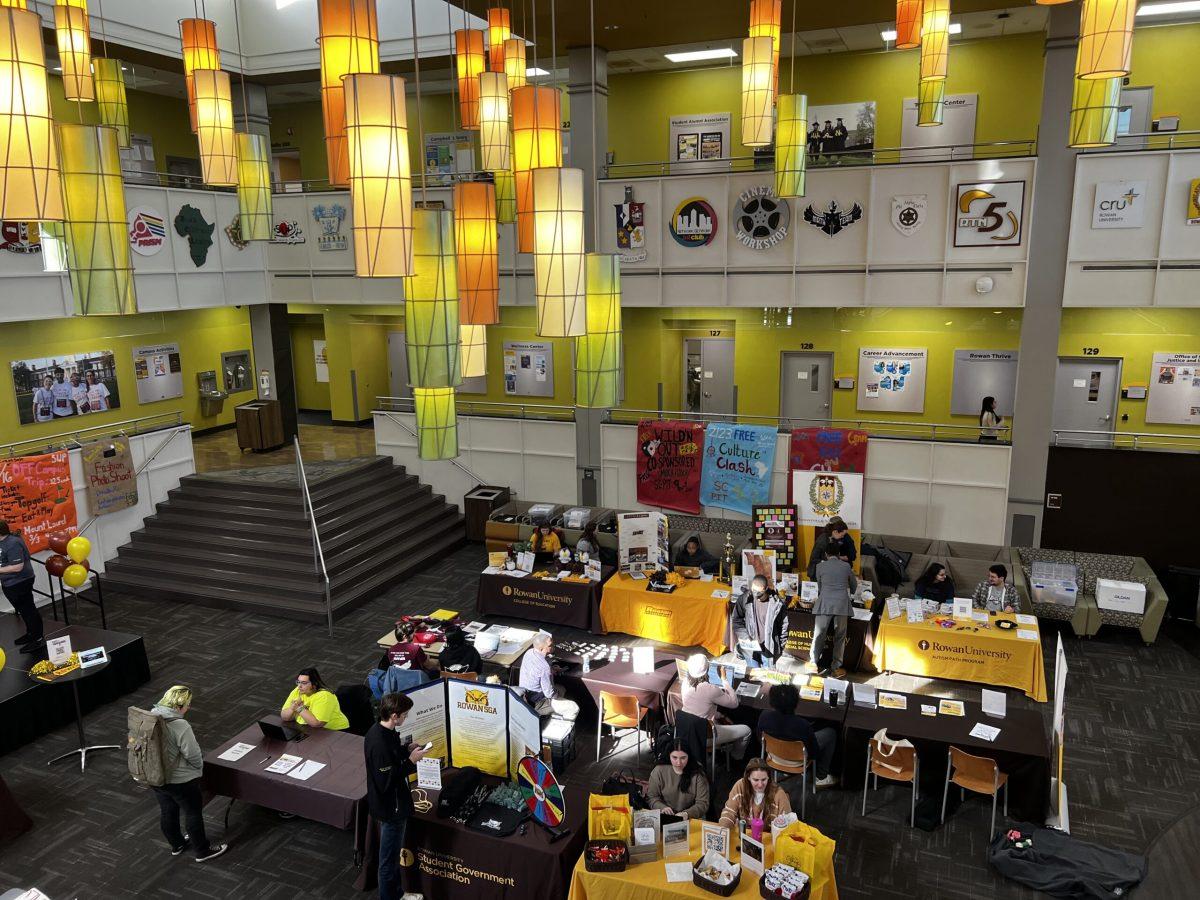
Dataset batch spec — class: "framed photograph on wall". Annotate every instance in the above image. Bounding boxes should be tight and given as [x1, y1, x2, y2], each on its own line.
[11, 350, 120, 425]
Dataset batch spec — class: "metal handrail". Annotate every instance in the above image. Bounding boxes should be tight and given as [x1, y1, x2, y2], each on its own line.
[75, 425, 189, 541]
[274, 170, 496, 196]
[1080, 129, 1200, 153]
[373, 410, 491, 490]
[294, 437, 333, 637]
[375, 395, 576, 421]
[0, 412, 185, 458]
[1051, 428, 1200, 452]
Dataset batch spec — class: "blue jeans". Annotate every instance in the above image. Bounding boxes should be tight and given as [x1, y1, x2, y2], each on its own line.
[378, 819, 407, 900]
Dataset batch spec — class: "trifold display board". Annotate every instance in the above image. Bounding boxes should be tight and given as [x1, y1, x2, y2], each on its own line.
[617, 511, 669, 573]
[402, 678, 541, 779]
[1146, 352, 1200, 425]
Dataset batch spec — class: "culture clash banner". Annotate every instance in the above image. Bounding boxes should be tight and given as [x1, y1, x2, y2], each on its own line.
[635, 419, 705, 513]
[0, 450, 77, 552]
[699, 423, 777, 515]
[81, 437, 138, 516]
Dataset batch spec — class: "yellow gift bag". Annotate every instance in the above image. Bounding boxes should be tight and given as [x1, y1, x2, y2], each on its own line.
[587, 793, 632, 843]
[774, 821, 839, 900]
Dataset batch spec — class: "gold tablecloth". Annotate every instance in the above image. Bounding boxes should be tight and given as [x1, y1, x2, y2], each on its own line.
[599, 576, 729, 655]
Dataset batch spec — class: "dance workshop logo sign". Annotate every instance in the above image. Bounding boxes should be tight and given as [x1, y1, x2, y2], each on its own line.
[614, 185, 646, 262]
[670, 196, 718, 248]
[734, 186, 790, 250]
[954, 181, 1024, 247]
[890, 195, 927, 236]
[127, 206, 166, 255]
[802, 199, 863, 237]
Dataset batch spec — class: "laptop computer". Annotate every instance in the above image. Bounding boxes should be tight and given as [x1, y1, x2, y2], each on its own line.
[258, 719, 306, 742]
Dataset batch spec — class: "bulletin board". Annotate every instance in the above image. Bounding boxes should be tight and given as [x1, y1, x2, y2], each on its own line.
[1146, 352, 1200, 425]
[856, 348, 927, 413]
[132, 342, 184, 403]
[950, 350, 1019, 417]
[503, 341, 554, 397]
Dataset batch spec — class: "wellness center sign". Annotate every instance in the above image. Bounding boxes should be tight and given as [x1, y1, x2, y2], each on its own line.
[635, 419, 705, 513]
[699, 423, 777, 515]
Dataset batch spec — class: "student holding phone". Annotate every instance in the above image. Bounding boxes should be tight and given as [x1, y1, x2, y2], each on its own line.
[366, 692, 427, 900]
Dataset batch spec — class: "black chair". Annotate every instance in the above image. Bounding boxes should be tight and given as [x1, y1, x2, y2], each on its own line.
[335, 683, 375, 736]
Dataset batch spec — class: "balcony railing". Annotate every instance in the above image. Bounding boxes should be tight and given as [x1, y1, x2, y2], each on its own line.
[0, 412, 186, 459]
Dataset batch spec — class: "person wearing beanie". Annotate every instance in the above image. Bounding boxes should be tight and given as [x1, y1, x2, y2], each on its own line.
[678, 653, 752, 759]
[438, 626, 482, 675]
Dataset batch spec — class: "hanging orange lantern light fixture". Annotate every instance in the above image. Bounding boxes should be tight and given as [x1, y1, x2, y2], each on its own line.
[918, 0, 950, 83]
[318, 0, 379, 188]
[453, 180, 499, 326]
[487, 6, 510, 73]
[895, 0, 923, 50]
[55, 0, 94, 102]
[1076, 0, 1136, 81]
[741, 35, 775, 147]
[512, 84, 562, 253]
[532, 166, 587, 338]
[179, 18, 220, 133]
[748, 0, 781, 95]
[193, 68, 238, 187]
[455, 29, 486, 130]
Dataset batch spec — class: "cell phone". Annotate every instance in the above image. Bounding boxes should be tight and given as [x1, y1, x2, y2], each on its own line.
[421, 741, 433, 752]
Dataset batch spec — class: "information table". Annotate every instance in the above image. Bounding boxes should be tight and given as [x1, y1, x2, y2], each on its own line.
[873, 612, 1048, 702]
[555, 646, 683, 711]
[477, 566, 614, 632]
[600, 576, 730, 655]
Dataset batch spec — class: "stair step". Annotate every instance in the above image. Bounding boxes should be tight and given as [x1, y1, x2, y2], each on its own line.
[146, 508, 315, 539]
[103, 557, 327, 600]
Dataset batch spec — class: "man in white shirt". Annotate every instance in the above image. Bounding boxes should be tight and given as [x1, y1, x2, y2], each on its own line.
[517, 632, 578, 720]
[50, 368, 74, 417]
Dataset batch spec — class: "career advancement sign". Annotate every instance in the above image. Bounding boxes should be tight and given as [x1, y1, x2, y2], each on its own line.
[699, 423, 777, 515]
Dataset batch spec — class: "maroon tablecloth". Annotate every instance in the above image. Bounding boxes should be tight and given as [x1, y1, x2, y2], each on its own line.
[476, 568, 613, 632]
[557, 648, 682, 711]
[783, 609, 877, 673]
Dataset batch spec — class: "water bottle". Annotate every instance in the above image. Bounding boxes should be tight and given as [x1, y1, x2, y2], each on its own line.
[582, 654, 591, 674]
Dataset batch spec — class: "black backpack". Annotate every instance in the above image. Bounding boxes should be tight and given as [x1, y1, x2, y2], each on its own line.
[873, 547, 909, 588]
[599, 768, 648, 810]
[651, 723, 675, 763]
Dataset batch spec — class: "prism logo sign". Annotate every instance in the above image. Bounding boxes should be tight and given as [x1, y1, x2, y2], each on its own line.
[127, 206, 166, 256]
[670, 197, 717, 248]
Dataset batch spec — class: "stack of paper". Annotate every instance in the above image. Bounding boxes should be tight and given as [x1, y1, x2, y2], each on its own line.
[287, 760, 326, 781]
[852, 683, 877, 709]
[969, 723, 1001, 742]
[265, 754, 303, 775]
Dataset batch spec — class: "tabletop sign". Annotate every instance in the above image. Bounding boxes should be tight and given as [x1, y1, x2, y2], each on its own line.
[662, 819, 690, 858]
[886, 597, 902, 619]
[632, 645, 655, 675]
[417, 757, 442, 790]
[982, 688, 1007, 719]
[47, 635, 72, 665]
[516, 551, 535, 573]
[701, 822, 730, 860]
[488, 551, 508, 568]
[952, 597, 973, 619]
[585, 559, 602, 581]
[740, 831, 766, 876]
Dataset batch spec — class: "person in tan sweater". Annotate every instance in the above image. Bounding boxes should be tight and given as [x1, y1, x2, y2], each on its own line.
[647, 742, 710, 821]
[718, 759, 792, 831]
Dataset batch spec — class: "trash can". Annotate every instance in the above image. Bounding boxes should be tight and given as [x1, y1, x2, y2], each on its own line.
[464, 486, 511, 542]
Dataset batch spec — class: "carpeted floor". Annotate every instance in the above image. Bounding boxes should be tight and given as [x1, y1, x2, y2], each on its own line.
[0, 543, 1193, 899]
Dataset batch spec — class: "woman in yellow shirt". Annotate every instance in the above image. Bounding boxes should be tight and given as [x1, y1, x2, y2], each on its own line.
[280, 667, 349, 731]
[530, 523, 562, 556]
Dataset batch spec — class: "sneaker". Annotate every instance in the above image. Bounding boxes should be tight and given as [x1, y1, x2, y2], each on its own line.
[815, 775, 838, 790]
[833, 668, 847, 679]
[802, 662, 818, 674]
[194, 843, 228, 863]
[14, 633, 33, 645]
[171, 841, 191, 857]
[19, 640, 46, 655]
[278, 812, 296, 820]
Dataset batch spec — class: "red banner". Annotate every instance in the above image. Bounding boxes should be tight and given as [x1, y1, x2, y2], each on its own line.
[0, 450, 78, 552]
[635, 419, 705, 514]
[787, 428, 869, 503]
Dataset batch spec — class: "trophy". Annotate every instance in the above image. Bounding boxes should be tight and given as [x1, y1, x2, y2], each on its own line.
[718, 532, 736, 585]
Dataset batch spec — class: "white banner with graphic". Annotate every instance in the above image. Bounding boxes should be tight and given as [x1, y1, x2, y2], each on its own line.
[402, 679, 449, 763]
[792, 470, 864, 530]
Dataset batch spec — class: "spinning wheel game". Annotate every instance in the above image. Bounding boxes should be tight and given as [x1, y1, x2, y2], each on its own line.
[517, 755, 565, 827]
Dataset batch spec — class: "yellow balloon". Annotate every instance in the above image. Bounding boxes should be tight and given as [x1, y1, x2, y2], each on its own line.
[0, 646, 6, 674]
[63, 564, 89, 588]
[67, 536, 91, 564]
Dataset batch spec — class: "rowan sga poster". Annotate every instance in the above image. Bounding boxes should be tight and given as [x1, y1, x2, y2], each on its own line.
[635, 419, 705, 513]
[698, 423, 777, 515]
[0, 451, 77, 552]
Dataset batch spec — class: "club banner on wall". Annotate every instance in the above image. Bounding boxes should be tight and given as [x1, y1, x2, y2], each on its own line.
[787, 427, 869, 505]
[0, 451, 78, 552]
[80, 437, 138, 517]
[635, 419, 705, 513]
[699, 423, 777, 515]
[1146, 352, 1200, 425]
[11, 350, 120, 425]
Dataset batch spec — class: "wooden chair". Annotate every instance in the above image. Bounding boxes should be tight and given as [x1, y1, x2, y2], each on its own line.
[862, 736, 920, 827]
[762, 734, 816, 820]
[596, 691, 650, 762]
[941, 746, 1008, 836]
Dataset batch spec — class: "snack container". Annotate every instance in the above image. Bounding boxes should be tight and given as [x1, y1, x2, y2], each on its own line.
[759, 874, 811, 899]
[693, 857, 741, 896]
[584, 840, 628, 873]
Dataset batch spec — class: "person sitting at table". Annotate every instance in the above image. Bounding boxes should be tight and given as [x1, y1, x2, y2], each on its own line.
[732, 574, 789, 665]
[806, 517, 857, 580]
[575, 522, 601, 558]
[972, 564, 1019, 613]
[366, 691, 427, 900]
[385, 622, 437, 674]
[438, 626, 482, 675]
[647, 741, 710, 821]
[758, 684, 838, 790]
[280, 667, 349, 731]
[914, 562, 956, 603]
[518, 632, 579, 720]
[679, 653, 752, 760]
[717, 758, 793, 832]
[806, 546, 856, 678]
[530, 522, 562, 558]
[674, 536, 718, 574]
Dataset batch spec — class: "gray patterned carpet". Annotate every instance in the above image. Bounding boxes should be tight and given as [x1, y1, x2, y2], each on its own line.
[0, 543, 1193, 899]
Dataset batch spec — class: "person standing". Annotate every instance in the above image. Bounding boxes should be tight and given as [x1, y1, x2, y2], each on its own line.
[150, 685, 228, 861]
[731, 574, 788, 665]
[365, 692, 426, 900]
[0, 521, 42, 654]
[979, 396, 1003, 442]
[84, 371, 112, 413]
[68, 372, 90, 414]
[49, 367, 74, 418]
[31, 375, 55, 423]
[806, 547, 857, 677]
[806, 517, 857, 579]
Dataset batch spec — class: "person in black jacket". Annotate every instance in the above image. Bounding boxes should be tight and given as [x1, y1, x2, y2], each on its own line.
[438, 626, 482, 675]
[914, 562, 956, 603]
[365, 692, 426, 900]
[806, 517, 857, 579]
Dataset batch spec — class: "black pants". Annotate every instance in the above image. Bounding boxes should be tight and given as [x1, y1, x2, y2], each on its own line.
[152, 779, 212, 857]
[2, 578, 41, 642]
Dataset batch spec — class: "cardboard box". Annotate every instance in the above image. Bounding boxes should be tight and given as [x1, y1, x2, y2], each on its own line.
[1095, 578, 1146, 616]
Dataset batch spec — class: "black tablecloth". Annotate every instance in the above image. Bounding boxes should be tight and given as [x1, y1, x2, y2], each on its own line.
[477, 568, 613, 632]
[784, 609, 878, 673]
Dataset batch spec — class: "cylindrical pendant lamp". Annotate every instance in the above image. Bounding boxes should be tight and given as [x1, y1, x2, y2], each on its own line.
[896, 0, 923, 50]
[575, 253, 621, 409]
[503, 37, 526, 92]
[1069, 75, 1121, 148]
[318, 0, 379, 188]
[55, 0, 94, 102]
[919, 0, 950, 82]
[413, 387, 459, 460]
[236, 132, 273, 240]
[405, 207, 461, 389]
[193, 69, 238, 187]
[179, 18, 220, 133]
[57, 123, 135, 315]
[1076, 0, 1136, 80]
[454, 181, 499, 325]
[774, 93, 808, 199]
[487, 7, 510, 72]
[478, 71, 511, 172]
[512, 84, 562, 253]
[917, 78, 945, 126]
[460, 324, 487, 378]
[741, 36, 775, 148]
[94, 58, 129, 148]
[532, 166, 586, 338]
[0, 2, 28, 9]
[495, 169, 516, 224]
[454, 29, 486, 130]
[748, 0, 781, 95]
[345, 73, 412, 277]
[0, 8, 63, 221]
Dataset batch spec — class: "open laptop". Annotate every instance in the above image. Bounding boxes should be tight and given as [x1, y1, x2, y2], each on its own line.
[258, 719, 306, 742]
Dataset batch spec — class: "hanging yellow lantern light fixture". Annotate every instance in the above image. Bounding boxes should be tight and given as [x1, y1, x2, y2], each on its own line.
[0, 2, 28, 9]
[748, 0, 781, 95]
[917, 78, 945, 126]
[236, 132, 273, 240]
[774, 93, 807, 199]
[405, 207, 461, 389]
[413, 387, 459, 460]
[318, 0, 379, 188]
[575, 253, 621, 409]
[532, 166, 586, 338]
[55, 0, 94, 102]
[179, 18, 220, 133]
[57, 123, 135, 315]
[741, 35, 775, 148]
[344, 72, 412, 277]
[453, 180, 499, 326]
[0, 7, 63, 222]
[895, 0, 923, 50]
[495, 169, 516, 224]
[1068, 75, 1121, 148]
[512, 84, 562, 253]
[478, 71, 511, 172]
[459, 324, 487, 378]
[193, 68, 238, 187]
[503, 37, 526, 92]
[454, 29, 486, 130]
[487, 6, 510, 73]
[93, 58, 129, 148]
[1076, 0, 1136, 80]
[918, 0, 950, 83]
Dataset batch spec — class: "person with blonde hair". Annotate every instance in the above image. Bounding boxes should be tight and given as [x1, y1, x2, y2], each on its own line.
[150, 685, 227, 862]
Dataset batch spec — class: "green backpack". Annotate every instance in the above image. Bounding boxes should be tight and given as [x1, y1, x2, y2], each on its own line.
[127, 706, 167, 787]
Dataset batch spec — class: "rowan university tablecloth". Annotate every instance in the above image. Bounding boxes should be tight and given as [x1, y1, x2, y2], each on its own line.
[873, 613, 1048, 702]
[599, 576, 730, 655]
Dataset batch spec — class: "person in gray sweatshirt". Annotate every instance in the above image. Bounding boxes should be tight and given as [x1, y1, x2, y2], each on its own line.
[150, 685, 227, 862]
[806, 547, 857, 678]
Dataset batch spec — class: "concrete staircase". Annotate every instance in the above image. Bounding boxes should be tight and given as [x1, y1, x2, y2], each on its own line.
[101, 456, 465, 623]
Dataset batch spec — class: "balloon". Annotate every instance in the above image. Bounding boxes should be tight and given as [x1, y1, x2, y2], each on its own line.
[63, 564, 89, 589]
[45, 554, 70, 578]
[48, 532, 72, 555]
[66, 536, 91, 564]
[0, 646, 6, 675]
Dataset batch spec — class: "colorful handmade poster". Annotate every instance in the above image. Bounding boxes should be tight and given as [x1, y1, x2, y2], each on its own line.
[753, 505, 798, 571]
[635, 419, 705, 513]
[81, 437, 138, 516]
[699, 423, 777, 515]
[0, 451, 77, 552]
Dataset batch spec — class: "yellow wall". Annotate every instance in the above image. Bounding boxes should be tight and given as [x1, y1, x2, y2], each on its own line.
[464, 306, 577, 408]
[1, 308, 252, 438]
[288, 305, 402, 421]
[289, 320, 331, 410]
[1130, 23, 1200, 128]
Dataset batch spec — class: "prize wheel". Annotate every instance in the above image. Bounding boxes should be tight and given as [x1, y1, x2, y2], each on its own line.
[517, 755, 566, 827]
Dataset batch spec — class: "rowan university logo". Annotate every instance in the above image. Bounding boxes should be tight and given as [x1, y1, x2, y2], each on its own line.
[918, 640, 930, 652]
[809, 474, 845, 517]
[502, 584, 513, 596]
